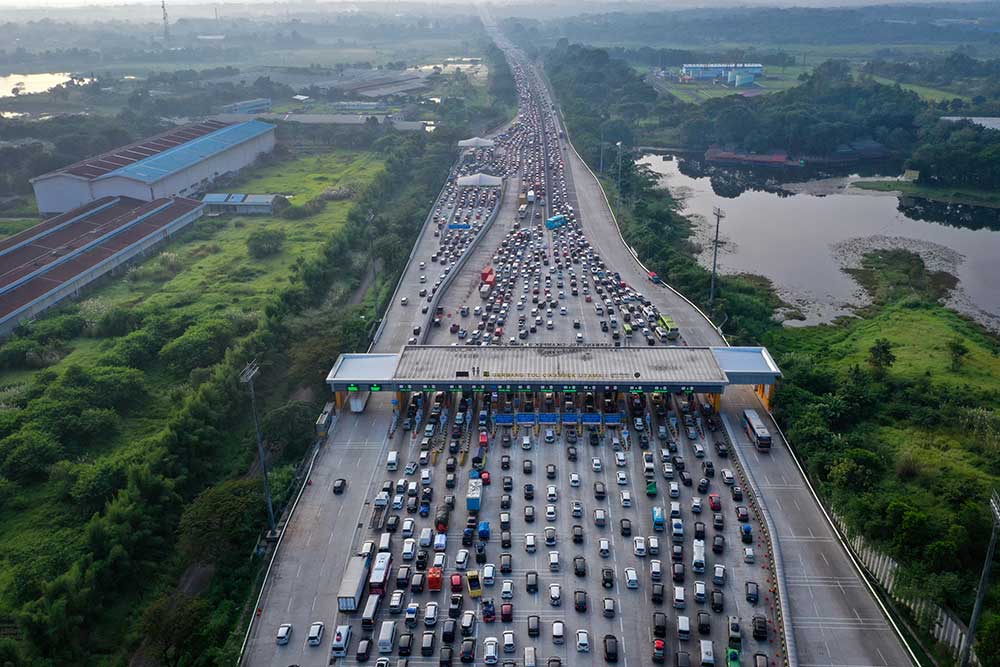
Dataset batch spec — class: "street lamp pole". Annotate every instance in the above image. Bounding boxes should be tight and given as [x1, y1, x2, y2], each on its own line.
[599, 126, 606, 174]
[708, 206, 726, 316]
[241, 360, 277, 535]
[959, 489, 1000, 667]
[616, 141, 623, 204]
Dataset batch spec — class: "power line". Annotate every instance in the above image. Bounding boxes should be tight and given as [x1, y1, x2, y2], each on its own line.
[708, 206, 726, 317]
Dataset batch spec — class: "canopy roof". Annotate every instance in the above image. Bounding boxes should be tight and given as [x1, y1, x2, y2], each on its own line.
[456, 173, 502, 187]
[457, 136, 495, 147]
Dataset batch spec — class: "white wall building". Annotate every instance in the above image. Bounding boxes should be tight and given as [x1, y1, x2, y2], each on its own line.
[31, 119, 276, 214]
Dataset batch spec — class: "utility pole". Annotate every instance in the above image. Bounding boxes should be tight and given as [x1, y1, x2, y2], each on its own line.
[599, 126, 606, 174]
[708, 206, 726, 316]
[161, 0, 170, 44]
[367, 209, 376, 298]
[960, 489, 1000, 667]
[615, 141, 623, 204]
[241, 360, 277, 537]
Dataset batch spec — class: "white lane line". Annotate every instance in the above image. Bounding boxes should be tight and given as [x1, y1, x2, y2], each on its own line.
[296, 564, 302, 578]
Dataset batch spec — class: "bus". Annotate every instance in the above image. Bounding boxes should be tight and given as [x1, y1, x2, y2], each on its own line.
[654, 326, 669, 341]
[657, 315, 680, 340]
[651, 506, 666, 532]
[622, 322, 633, 338]
[742, 409, 772, 451]
[368, 552, 393, 594]
[518, 204, 528, 219]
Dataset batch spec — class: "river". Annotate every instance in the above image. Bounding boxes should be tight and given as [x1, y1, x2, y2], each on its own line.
[0, 72, 86, 98]
[640, 154, 1000, 330]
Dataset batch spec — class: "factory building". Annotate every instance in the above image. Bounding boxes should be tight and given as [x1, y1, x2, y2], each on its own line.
[31, 119, 276, 215]
[202, 193, 279, 215]
[220, 98, 273, 114]
[681, 63, 764, 81]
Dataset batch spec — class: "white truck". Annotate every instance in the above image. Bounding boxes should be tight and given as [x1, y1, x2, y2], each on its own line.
[337, 556, 370, 611]
[526, 189, 536, 204]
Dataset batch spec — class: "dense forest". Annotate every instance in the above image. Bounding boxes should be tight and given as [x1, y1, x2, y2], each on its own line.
[543, 38, 1000, 660]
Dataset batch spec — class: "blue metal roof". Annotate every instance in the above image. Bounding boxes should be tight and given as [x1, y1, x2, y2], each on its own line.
[100, 120, 275, 185]
[712, 347, 781, 385]
[227, 194, 247, 203]
[202, 193, 229, 203]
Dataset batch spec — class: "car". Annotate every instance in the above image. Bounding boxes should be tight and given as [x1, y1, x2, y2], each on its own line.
[545, 505, 556, 521]
[526, 570, 539, 593]
[483, 563, 496, 585]
[572, 524, 584, 543]
[546, 485, 558, 501]
[500, 553, 512, 573]
[650, 559, 663, 581]
[576, 629, 590, 652]
[450, 595, 464, 619]
[672, 544, 684, 562]
[691, 497, 703, 514]
[549, 583, 562, 606]
[501, 603, 513, 623]
[746, 581, 760, 604]
[544, 526, 557, 546]
[722, 469, 735, 485]
[698, 611, 711, 635]
[456, 549, 469, 570]
[652, 638, 666, 664]
[695, 580, 707, 602]
[523, 460, 533, 474]
[572, 501, 583, 517]
[620, 518, 632, 536]
[713, 534, 726, 554]
[524, 483, 535, 500]
[711, 590, 725, 613]
[552, 620, 566, 645]
[744, 547, 755, 563]
[604, 634, 620, 663]
[460, 638, 476, 663]
[713, 564, 727, 586]
[708, 493, 722, 511]
[276, 623, 293, 645]
[573, 556, 587, 577]
[634, 536, 647, 556]
[653, 612, 667, 638]
[524, 505, 535, 522]
[502, 630, 515, 654]
[594, 482, 606, 500]
[672, 562, 685, 583]
[390, 590, 406, 614]
[697, 478, 709, 493]
[546, 463, 557, 479]
[752, 615, 768, 640]
[624, 567, 639, 589]
[736, 506, 750, 522]
[651, 582, 665, 604]
[616, 471, 628, 485]
[451, 573, 464, 593]
[500, 455, 510, 470]
[528, 615, 540, 637]
[501, 579, 514, 599]
[460, 610, 476, 637]
[621, 491, 633, 507]
[405, 603, 420, 628]
[333, 478, 347, 494]
[731, 485, 744, 501]
[307, 621, 324, 646]
[592, 457, 602, 472]
[502, 476, 513, 491]
[569, 472, 580, 487]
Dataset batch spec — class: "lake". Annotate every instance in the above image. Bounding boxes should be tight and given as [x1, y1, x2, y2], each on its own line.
[640, 155, 1000, 330]
[0, 72, 83, 97]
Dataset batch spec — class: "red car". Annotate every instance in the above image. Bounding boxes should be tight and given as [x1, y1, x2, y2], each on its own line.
[501, 603, 513, 623]
[451, 574, 463, 592]
[481, 471, 491, 486]
[652, 639, 666, 663]
[708, 493, 722, 511]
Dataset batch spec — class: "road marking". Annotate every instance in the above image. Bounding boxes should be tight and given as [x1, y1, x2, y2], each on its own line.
[296, 564, 302, 578]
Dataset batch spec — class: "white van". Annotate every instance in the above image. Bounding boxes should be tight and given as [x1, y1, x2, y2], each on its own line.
[387, 451, 399, 471]
[523, 646, 537, 667]
[378, 621, 396, 654]
[700, 639, 715, 665]
[419, 528, 433, 547]
[331, 624, 352, 657]
[378, 532, 392, 553]
[673, 586, 686, 609]
[677, 615, 691, 640]
[433, 533, 447, 552]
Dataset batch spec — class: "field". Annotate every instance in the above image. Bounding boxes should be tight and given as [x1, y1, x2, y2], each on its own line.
[868, 75, 967, 102]
[852, 179, 1000, 208]
[0, 148, 382, 618]
[647, 66, 810, 104]
[0, 218, 39, 239]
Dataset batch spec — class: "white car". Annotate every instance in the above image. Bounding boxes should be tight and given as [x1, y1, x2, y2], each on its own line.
[692, 497, 703, 514]
[402, 518, 415, 537]
[547, 485, 558, 501]
[616, 471, 628, 486]
[501, 579, 514, 599]
[503, 629, 515, 653]
[276, 623, 292, 645]
[546, 505, 557, 521]
[433, 552, 447, 569]
[592, 457, 602, 472]
[669, 482, 680, 498]
[484, 637, 499, 665]
[599, 538, 611, 557]
[482, 563, 496, 585]
[744, 547, 755, 563]
[569, 472, 581, 487]
[525, 533, 536, 552]
[615, 452, 627, 467]
[650, 559, 662, 581]
[648, 536, 660, 555]
[624, 567, 639, 589]
[424, 602, 439, 626]
[393, 494, 405, 510]
[571, 501, 583, 517]
[633, 536, 647, 557]
[722, 469, 736, 485]
[307, 621, 324, 646]
[549, 583, 562, 606]
[402, 538, 416, 560]
[576, 629, 590, 652]
[456, 549, 470, 570]
[621, 491, 632, 507]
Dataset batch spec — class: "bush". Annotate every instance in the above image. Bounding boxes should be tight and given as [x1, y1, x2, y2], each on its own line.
[246, 228, 286, 257]
[0, 338, 42, 370]
[0, 428, 63, 482]
[159, 319, 237, 375]
[178, 478, 264, 565]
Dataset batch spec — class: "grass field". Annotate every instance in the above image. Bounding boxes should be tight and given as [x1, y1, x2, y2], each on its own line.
[0, 149, 382, 618]
[0, 218, 40, 239]
[868, 75, 967, 102]
[852, 179, 1000, 208]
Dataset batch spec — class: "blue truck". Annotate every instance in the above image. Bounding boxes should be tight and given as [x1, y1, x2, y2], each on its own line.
[478, 520, 491, 540]
[544, 214, 567, 230]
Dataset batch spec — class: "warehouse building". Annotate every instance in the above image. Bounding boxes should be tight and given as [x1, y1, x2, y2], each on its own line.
[0, 196, 204, 335]
[681, 63, 764, 81]
[31, 119, 276, 214]
[202, 193, 279, 215]
[220, 98, 272, 114]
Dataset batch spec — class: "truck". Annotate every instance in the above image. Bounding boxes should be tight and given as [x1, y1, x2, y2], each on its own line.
[481, 266, 495, 283]
[518, 192, 528, 206]
[478, 520, 491, 540]
[479, 283, 493, 300]
[544, 214, 567, 231]
[526, 190, 536, 204]
[467, 478, 483, 513]
[337, 556, 370, 611]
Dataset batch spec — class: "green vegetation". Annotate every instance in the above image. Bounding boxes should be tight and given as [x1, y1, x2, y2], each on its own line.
[0, 219, 39, 239]
[869, 76, 964, 103]
[0, 120, 460, 663]
[863, 52, 1000, 106]
[853, 180, 1000, 209]
[544, 42, 1000, 657]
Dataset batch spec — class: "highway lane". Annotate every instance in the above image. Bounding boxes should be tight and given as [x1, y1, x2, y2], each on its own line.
[518, 32, 916, 667]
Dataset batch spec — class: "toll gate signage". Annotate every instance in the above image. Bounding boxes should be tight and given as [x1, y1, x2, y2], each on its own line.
[538, 413, 559, 424]
[604, 414, 622, 424]
[494, 414, 514, 425]
[562, 412, 579, 424]
[581, 413, 602, 424]
[516, 413, 536, 424]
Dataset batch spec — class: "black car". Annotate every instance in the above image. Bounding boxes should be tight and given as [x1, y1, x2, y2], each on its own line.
[421, 631, 436, 656]
[385, 515, 400, 532]
[398, 632, 413, 656]
[500, 552, 512, 573]
[567, 446, 577, 461]
[523, 460, 533, 474]
[713, 513, 724, 530]
[620, 518, 632, 536]
[711, 590, 725, 613]
[416, 550, 428, 570]
[333, 478, 347, 494]
[694, 522, 706, 540]
[574, 589, 588, 612]
[406, 496, 419, 513]
[440, 645, 454, 666]
[501, 531, 512, 548]
[449, 594, 463, 619]
[746, 581, 760, 604]
[573, 556, 586, 577]
[546, 464, 557, 479]
[697, 478, 709, 493]
[501, 455, 510, 470]
[526, 570, 539, 593]
[715, 442, 729, 458]
[528, 614, 540, 637]
[651, 583, 664, 604]
[602, 567, 614, 588]
[702, 461, 715, 477]
[442, 618, 457, 643]
[653, 612, 667, 638]
[460, 638, 476, 663]
[524, 484, 535, 500]
[594, 482, 607, 500]
[698, 612, 711, 635]
[572, 524, 584, 544]
[475, 542, 487, 563]
[503, 476, 513, 491]
[524, 505, 535, 523]
[713, 534, 726, 554]
[501, 494, 512, 510]
[731, 485, 744, 501]
[672, 544, 684, 562]
[672, 562, 685, 583]
[679, 471, 692, 486]
[752, 615, 768, 640]
[356, 638, 371, 662]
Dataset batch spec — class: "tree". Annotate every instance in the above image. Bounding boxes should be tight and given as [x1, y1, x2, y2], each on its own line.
[247, 228, 286, 258]
[947, 337, 969, 371]
[867, 338, 896, 376]
[178, 478, 264, 564]
[140, 593, 213, 667]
